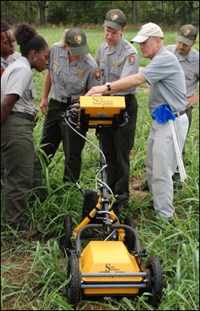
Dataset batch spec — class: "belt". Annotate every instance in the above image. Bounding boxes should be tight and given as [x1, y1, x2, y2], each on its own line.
[51, 98, 75, 106]
[124, 94, 136, 99]
[10, 111, 36, 122]
[51, 98, 77, 111]
[174, 110, 186, 117]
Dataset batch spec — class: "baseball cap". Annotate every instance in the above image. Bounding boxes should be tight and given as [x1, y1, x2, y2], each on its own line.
[176, 24, 197, 46]
[65, 28, 89, 56]
[103, 9, 127, 31]
[131, 22, 163, 43]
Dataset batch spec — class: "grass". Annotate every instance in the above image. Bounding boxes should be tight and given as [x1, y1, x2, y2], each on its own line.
[1, 28, 199, 310]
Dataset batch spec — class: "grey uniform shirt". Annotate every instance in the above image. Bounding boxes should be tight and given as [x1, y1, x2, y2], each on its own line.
[1, 56, 37, 115]
[96, 37, 139, 95]
[49, 43, 102, 102]
[166, 45, 199, 98]
[139, 46, 187, 114]
[1, 52, 21, 70]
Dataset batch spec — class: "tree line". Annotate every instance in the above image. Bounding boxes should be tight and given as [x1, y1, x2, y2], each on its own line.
[1, 1, 199, 27]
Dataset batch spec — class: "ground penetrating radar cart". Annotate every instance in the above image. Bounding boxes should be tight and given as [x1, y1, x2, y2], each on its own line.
[60, 96, 163, 308]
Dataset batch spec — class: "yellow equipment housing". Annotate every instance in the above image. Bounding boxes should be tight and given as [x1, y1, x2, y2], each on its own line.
[80, 241, 142, 295]
[80, 96, 125, 125]
[62, 95, 163, 307]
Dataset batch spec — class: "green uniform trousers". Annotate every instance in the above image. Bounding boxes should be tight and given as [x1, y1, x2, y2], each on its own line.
[40, 98, 86, 182]
[1, 115, 35, 225]
[100, 94, 138, 201]
[182, 106, 192, 158]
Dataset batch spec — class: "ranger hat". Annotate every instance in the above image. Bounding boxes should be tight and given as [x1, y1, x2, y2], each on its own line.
[176, 24, 197, 46]
[131, 22, 163, 43]
[65, 28, 89, 56]
[103, 9, 127, 31]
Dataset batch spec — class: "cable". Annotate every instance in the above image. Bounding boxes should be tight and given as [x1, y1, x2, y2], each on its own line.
[63, 116, 107, 164]
[63, 115, 113, 198]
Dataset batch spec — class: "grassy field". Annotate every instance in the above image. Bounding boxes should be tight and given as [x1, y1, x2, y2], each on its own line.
[1, 28, 199, 310]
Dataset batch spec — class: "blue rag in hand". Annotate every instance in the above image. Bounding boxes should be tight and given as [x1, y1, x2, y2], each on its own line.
[152, 104, 175, 124]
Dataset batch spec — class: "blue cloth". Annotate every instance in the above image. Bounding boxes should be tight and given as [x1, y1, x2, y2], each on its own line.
[151, 104, 175, 124]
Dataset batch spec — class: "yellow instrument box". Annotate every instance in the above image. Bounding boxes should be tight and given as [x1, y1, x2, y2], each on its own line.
[80, 96, 125, 125]
[80, 241, 142, 295]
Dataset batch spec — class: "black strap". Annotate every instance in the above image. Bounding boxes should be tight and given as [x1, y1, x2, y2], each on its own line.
[10, 111, 35, 122]
[174, 110, 186, 117]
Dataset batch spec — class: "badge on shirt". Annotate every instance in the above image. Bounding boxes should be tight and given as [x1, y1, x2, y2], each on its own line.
[53, 60, 59, 66]
[93, 70, 101, 81]
[128, 55, 135, 65]
[114, 60, 121, 68]
[77, 71, 83, 77]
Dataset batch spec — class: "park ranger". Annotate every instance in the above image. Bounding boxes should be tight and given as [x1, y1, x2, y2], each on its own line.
[166, 24, 199, 132]
[166, 24, 199, 188]
[96, 9, 139, 216]
[1, 21, 46, 202]
[1, 22, 49, 237]
[1, 21, 21, 183]
[39, 28, 102, 184]
[86, 22, 189, 219]
[1, 21, 21, 76]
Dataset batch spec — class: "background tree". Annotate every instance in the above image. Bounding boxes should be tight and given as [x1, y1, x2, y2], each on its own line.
[1, 0, 199, 27]
[37, 0, 48, 25]
[131, 0, 138, 25]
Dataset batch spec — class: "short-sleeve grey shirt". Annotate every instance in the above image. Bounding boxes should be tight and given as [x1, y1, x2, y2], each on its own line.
[139, 46, 187, 114]
[1, 56, 37, 115]
[96, 37, 139, 95]
[1, 52, 21, 70]
[49, 43, 102, 102]
[166, 45, 199, 98]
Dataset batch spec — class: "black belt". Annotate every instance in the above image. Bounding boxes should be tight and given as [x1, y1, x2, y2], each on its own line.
[124, 94, 136, 99]
[10, 111, 36, 122]
[52, 99, 70, 105]
[174, 110, 186, 117]
[51, 98, 77, 111]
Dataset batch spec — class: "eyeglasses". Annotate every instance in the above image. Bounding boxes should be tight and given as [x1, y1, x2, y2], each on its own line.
[140, 37, 152, 45]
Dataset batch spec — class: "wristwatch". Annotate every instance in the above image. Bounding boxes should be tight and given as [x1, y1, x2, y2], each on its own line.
[105, 82, 111, 91]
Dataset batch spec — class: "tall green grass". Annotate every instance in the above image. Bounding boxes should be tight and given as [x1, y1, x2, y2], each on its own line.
[1, 28, 199, 310]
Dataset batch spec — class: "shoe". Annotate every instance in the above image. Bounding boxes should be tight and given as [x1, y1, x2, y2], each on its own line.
[152, 212, 174, 222]
[113, 202, 128, 222]
[34, 188, 48, 202]
[6, 219, 39, 239]
[147, 205, 155, 211]
[132, 180, 149, 191]
[20, 227, 39, 239]
[146, 214, 175, 230]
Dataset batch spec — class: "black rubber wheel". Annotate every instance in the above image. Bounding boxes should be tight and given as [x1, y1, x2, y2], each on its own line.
[146, 255, 163, 308]
[67, 251, 81, 308]
[60, 216, 73, 255]
[123, 214, 136, 252]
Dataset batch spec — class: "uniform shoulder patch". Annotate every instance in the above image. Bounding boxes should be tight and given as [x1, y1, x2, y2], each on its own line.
[128, 55, 135, 65]
[93, 70, 101, 81]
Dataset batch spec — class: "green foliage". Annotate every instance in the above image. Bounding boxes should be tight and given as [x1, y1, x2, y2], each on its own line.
[1, 1, 199, 26]
[136, 1, 199, 25]
[46, 1, 70, 25]
[1, 0, 38, 24]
